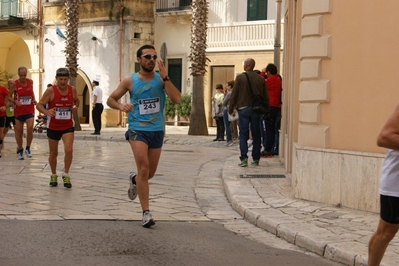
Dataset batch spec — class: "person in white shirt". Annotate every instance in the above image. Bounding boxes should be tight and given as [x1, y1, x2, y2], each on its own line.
[368, 103, 399, 265]
[91, 79, 103, 135]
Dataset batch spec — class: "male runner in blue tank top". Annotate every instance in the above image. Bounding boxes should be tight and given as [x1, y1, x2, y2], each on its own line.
[107, 44, 181, 228]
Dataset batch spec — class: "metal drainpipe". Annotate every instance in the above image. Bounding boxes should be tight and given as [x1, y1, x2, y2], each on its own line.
[274, 0, 282, 72]
[117, 6, 125, 127]
[38, 0, 43, 97]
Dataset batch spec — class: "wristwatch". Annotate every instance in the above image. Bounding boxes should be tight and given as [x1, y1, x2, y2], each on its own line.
[163, 76, 170, 81]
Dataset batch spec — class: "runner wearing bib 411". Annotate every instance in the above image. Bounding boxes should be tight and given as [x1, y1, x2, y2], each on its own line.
[47, 85, 74, 131]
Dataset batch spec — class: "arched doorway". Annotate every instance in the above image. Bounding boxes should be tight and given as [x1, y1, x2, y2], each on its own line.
[76, 69, 92, 125]
[0, 32, 32, 83]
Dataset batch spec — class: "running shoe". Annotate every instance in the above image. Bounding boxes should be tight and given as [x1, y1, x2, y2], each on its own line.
[17, 149, 24, 160]
[50, 174, 58, 187]
[238, 158, 248, 167]
[25, 147, 32, 158]
[261, 150, 273, 158]
[62, 174, 72, 188]
[128, 172, 137, 200]
[142, 211, 155, 228]
[251, 160, 259, 166]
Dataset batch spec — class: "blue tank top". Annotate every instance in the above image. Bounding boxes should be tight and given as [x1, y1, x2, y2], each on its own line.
[128, 72, 165, 131]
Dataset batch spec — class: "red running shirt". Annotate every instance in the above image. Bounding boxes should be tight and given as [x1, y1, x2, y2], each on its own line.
[47, 85, 74, 131]
[0, 85, 8, 117]
[14, 79, 35, 117]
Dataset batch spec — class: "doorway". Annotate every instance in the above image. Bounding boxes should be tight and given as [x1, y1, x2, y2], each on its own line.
[210, 66, 235, 126]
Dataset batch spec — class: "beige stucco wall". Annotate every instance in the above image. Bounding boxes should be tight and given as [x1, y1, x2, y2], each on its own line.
[320, 1, 399, 155]
[296, 0, 399, 154]
[284, 0, 399, 212]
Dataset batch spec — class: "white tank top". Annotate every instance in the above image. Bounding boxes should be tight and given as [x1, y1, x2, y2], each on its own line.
[380, 149, 399, 197]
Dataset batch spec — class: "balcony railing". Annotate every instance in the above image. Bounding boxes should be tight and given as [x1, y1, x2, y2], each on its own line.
[207, 20, 284, 52]
[156, 0, 192, 12]
[0, 0, 37, 20]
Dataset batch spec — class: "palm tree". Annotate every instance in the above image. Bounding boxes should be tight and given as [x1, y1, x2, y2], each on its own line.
[188, 0, 209, 135]
[64, 0, 81, 130]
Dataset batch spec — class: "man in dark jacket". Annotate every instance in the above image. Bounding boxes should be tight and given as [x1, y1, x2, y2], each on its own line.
[229, 58, 269, 167]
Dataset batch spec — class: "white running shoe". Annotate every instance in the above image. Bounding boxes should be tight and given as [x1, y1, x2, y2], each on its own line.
[142, 211, 155, 228]
[17, 149, 24, 160]
[25, 147, 32, 158]
[128, 172, 137, 200]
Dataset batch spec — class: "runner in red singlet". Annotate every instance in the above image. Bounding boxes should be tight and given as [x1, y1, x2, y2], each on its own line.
[0, 83, 9, 158]
[7, 66, 36, 160]
[36, 68, 80, 188]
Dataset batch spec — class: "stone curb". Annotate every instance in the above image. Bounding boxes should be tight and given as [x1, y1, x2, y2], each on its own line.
[222, 154, 369, 266]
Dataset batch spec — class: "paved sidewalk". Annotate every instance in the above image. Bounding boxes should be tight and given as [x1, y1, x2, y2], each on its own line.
[2, 125, 399, 266]
[130, 126, 399, 266]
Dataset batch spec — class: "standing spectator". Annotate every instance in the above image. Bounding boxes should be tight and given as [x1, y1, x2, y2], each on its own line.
[0, 82, 9, 157]
[36, 68, 80, 188]
[231, 113, 239, 142]
[368, 103, 399, 265]
[107, 44, 181, 228]
[222, 80, 235, 146]
[212, 84, 225, 141]
[91, 79, 103, 135]
[261, 63, 282, 157]
[7, 66, 36, 160]
[229, 58, 269, 167]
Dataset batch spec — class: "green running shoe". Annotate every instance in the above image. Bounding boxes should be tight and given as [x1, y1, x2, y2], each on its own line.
[238, 158, 248, 167]
[62, 174, 72, 188]
[50, 174, 58, 187]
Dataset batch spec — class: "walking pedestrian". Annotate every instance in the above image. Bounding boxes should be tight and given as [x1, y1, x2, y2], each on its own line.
[368, 103, 399, 265]
[107, 44, 181, 228]
[91, 79, 103, 135]
[228, 58, 269, 167]
[36, 68, 80, 188]
[7, 66, 36, 160]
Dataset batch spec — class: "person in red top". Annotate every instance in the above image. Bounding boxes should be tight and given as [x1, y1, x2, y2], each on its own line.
[7, 66, 36, 160]
[0, 83, 9, 158]
[36, 68, 80, 188]
[261, 63, 282, 157]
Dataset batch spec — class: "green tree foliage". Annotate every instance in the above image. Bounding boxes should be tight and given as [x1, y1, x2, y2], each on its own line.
[0, 68, 14, 87]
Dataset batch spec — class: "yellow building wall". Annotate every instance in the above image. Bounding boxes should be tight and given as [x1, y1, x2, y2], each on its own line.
[284, 0, 399, 212]
[320, 1, 399, 154]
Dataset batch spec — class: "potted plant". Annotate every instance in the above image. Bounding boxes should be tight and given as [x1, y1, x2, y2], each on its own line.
[176, 93, 191, 122]
[165, 96, 177, 123]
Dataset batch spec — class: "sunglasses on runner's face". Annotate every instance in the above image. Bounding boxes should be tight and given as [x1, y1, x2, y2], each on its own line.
[141, 54, 157, 60]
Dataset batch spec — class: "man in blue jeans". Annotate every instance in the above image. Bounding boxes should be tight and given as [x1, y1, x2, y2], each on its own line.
[228, 58, 269, 167]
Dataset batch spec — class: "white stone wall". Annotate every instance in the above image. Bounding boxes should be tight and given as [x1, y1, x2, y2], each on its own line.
[292, 143, 385, 213]
[42, 23, 122, 108]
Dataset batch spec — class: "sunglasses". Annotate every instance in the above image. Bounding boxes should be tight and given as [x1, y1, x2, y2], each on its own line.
[141, 54, 158, 60]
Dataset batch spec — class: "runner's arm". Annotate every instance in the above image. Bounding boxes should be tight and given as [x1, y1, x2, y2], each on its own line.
[377, 103, 399, 150]
[107, 77, 133, 113]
